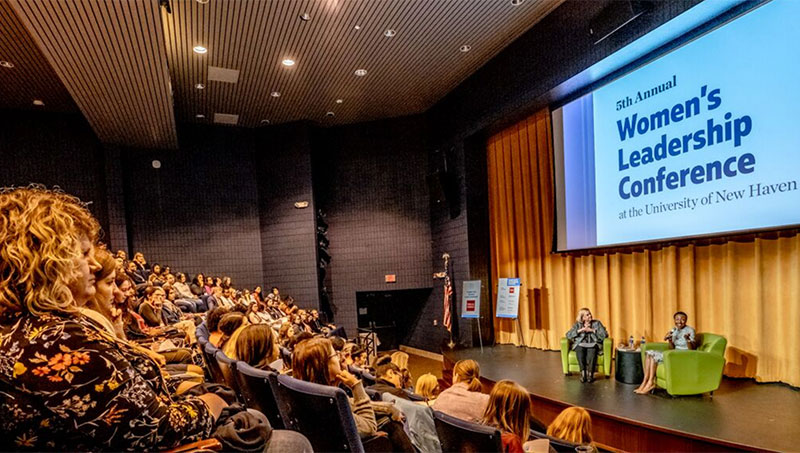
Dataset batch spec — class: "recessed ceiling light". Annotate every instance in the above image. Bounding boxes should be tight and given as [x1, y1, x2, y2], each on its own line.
[196, 114, 206, 119]
[354, 69, 367, 77]
[196, 0, 209, 4]
[152, 160, 162, 169]
[193, 45, 207, 54]
[271, 91, 281, 97]
[354, 25, 362, 31]
[326, 111, 335, 117]
[299, 13, 311, 21]
[195, 83, 205, 89]
[0, 60, 13, 68]
[32, 99, 44, 106]
[510, 0, 524, 5]
[335, 99, 343, 104]
[384, 29, 396, 38]
[260, 119, 271, 124]
[282, 59, 295, 67]
[460, 45, 472, 53]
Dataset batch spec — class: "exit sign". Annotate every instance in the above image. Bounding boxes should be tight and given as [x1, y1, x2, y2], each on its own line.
[385, 274, 396, 283]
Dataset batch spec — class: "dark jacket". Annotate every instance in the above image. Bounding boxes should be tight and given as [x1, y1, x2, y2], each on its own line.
[368, 378, 410, 400]
[565, 320, 608, 354]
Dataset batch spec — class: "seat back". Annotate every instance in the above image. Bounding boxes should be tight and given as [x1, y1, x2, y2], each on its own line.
[203, 342, 225, 384]
[432, 409, 502, 453]
[530, 430, 583, 453]
[697, 333, 727, 357]
[273, 373, 364, 453]
[214, 350, 241, 398]
[233, 361, 284, 429]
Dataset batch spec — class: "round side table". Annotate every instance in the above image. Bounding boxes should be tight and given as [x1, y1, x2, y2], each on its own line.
[615, 348, 644, 384]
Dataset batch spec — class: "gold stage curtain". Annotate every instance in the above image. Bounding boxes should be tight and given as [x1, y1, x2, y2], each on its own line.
[487, 108, 800, 387]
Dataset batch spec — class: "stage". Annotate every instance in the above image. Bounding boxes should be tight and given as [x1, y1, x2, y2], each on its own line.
[442, 345, 800, 452]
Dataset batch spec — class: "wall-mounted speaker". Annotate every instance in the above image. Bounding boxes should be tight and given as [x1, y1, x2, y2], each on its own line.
[589, 0, 653, 45]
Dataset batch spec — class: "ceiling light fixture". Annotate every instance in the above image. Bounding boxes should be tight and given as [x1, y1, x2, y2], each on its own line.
[299, 13, 311, 21]
[335, 99, 343, 104]
[0, 60, 13, 68]
[510, 0, 524, 5]
[384, 29, 396, 38]
[196, 0, 209, 4]
[271, 91, 281, 97]
[195, 83, 205, 89]
[460, 45, 472, 53]
[282, 59, 295, 67]
[326, 111, 335, 117]
[193, 45, 207, 54]
[260, 119, 271, 124]
[196, 114, 206, 118]
[354, 69, 367, 77]
[354, 25, 362, 31]
[32, 99, 45, 106]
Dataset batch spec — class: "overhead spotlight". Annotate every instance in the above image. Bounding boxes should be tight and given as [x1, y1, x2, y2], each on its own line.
[282, 59, 295, 67]
[0, 60, 14, 68]
[260, 119, 271, 124]
[32, 99, 45, 106]
[354, 25, 362, 30]
[335, 99, 343, 104]
[193, 45, 207, 54]
[354, 69, 367, 77]
[510, 0, 524, 5]
[326, 111, 335, 117]
[152, 160, 162, 169]
[299, 13, 311, 21]
[459, 45, 472, 53]
[196, 114, 206, 118]
[384, 29, 396, 38]
[195, 83, 205, 89]
[271, 91, 281, 97]
[196, 0, 209, 3]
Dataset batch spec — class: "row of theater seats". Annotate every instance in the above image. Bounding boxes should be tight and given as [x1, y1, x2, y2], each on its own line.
[198, 336, 603, 453]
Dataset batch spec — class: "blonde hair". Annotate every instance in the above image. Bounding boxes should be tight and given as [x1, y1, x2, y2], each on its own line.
[415, 373, 440, 400]
[453, 359, 482, 392]
[391, 351, 409, 369]
[576, 308, 592, 323]
[0, 186, 99, 316]
[547, 406, 593, 445]
[482, 380, 532, 443]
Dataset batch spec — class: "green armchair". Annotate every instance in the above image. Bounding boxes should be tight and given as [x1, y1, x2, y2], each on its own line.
[560, 337, 613, 377]
[640, 333, 727, 396]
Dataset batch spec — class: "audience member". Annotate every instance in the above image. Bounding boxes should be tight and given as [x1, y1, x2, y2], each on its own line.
[207, 307, 230, 347]
[433, 359, 489, 422]
[547, 407, 595, 450]
[235, 324, 280, 371]
[369, 356, 411, 399]
[391, 351, 413, 390]
[482, 380, 547, 453]
[415, 373, 440, 405]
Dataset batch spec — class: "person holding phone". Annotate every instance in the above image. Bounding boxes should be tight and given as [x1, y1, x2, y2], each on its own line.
[635, 311, 697, 394]
[565, 308, 608, 383]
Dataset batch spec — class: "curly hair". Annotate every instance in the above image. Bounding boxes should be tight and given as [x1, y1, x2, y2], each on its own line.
[0, 186, 100, 316]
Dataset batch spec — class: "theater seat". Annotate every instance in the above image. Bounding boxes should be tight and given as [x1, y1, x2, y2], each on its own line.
[560, 337, 613, 377]
[213, 350, 241, 399]
[640, 333, 727, 396]
[233, 361, 284, 429]
[272, 374, 391, 452]
[432, 409, 502, 453]
[202, 342, 225, 384]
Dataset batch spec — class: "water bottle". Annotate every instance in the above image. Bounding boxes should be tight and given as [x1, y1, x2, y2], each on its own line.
[641, 336, 646, 348]
[628, 335, 634, 349]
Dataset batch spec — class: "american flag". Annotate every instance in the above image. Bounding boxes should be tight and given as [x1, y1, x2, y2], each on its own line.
[443, 275, 453, 332]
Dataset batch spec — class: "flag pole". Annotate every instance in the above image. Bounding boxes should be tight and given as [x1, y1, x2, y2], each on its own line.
[443, 253, 455, 349]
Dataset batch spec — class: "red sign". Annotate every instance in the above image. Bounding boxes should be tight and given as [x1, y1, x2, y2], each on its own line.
[509, 287, 515, 294]
[385, 274, 396, 283]
[466, 300, 476, 311]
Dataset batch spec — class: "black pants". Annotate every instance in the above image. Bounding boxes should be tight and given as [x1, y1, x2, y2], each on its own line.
[575, 345, 598, 373]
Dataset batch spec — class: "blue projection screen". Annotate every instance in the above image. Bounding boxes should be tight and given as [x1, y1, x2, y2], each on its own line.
[553, 0, 800, 251]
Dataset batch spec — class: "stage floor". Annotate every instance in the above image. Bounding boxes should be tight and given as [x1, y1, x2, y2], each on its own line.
[445, 345, 800, 452]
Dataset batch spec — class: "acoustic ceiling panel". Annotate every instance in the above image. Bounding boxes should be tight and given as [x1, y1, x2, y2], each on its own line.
[9, 0, 178, 148]
[0, 0, 76, 113]
[162, 0, 564, 127]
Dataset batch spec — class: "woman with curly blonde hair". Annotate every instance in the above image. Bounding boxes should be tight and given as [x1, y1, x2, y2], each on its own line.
[0, 186, 227, 451]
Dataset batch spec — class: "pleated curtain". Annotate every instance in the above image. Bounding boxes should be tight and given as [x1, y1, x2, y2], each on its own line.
[487, 108, 800, 387]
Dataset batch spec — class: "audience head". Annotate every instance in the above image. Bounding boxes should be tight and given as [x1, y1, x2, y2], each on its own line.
[218, 312, 246, 337]
[547, 407, 593, 445]
[205, 276, 214, 286]
[374, 356, 403, 388]
[453, 359, 482, 392]
[0, 186, 100, 316]
[116, 250, 127, 260]
[482, 380, 532, 443]
[165, 274, 176, 285]
[576, 308, 593, 323]
[126, 261, 138, 273]
[193, 273, 204, 286]
[152, 263, 162, 275]
[133, 252, 145, 265]
[351, 346, 368, 367]
[415, 373, 440, 401]
[292, 337, 340, 386]
[391, 351, 409, 370]
[236, 324, 279, 370]
[89, 247, 123, 316]
[177, 272, 187, 283]
[288, 331, 314, 350]
[144, 286, 166, 309]
[330, 335, 345, 352]
[206, 307, 230, 333]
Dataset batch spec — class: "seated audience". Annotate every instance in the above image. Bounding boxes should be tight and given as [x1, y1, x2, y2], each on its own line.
[351, 346, 369, 370]
[547, 407, 595, 450]
[433, 359, 489, 422]
[482, 380, 547, 453]
[0, 187, 226, 451]
[236, 324, 281, 371]
[82, 247, 125, 339]
[415, 373, 440, 405]
[368, 356, 411, 399]
[190, 273, 206, 296]
[391, 351, 413, 390]
[635, 311, 696, 394]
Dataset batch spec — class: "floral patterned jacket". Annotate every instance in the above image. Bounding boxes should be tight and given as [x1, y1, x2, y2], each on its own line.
[0, 312, 214, 451]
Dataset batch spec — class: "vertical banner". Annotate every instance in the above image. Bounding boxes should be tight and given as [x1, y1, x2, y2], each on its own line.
[495, 278, 521, 319]
[461, 280, 481, 318]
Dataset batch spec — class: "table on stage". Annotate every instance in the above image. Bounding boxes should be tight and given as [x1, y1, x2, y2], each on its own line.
[615, 348, 643, 384]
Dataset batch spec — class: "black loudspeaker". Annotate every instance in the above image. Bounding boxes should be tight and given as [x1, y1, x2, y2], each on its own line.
[589, 0, 653, 45]
[427, 147, 462, 219]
